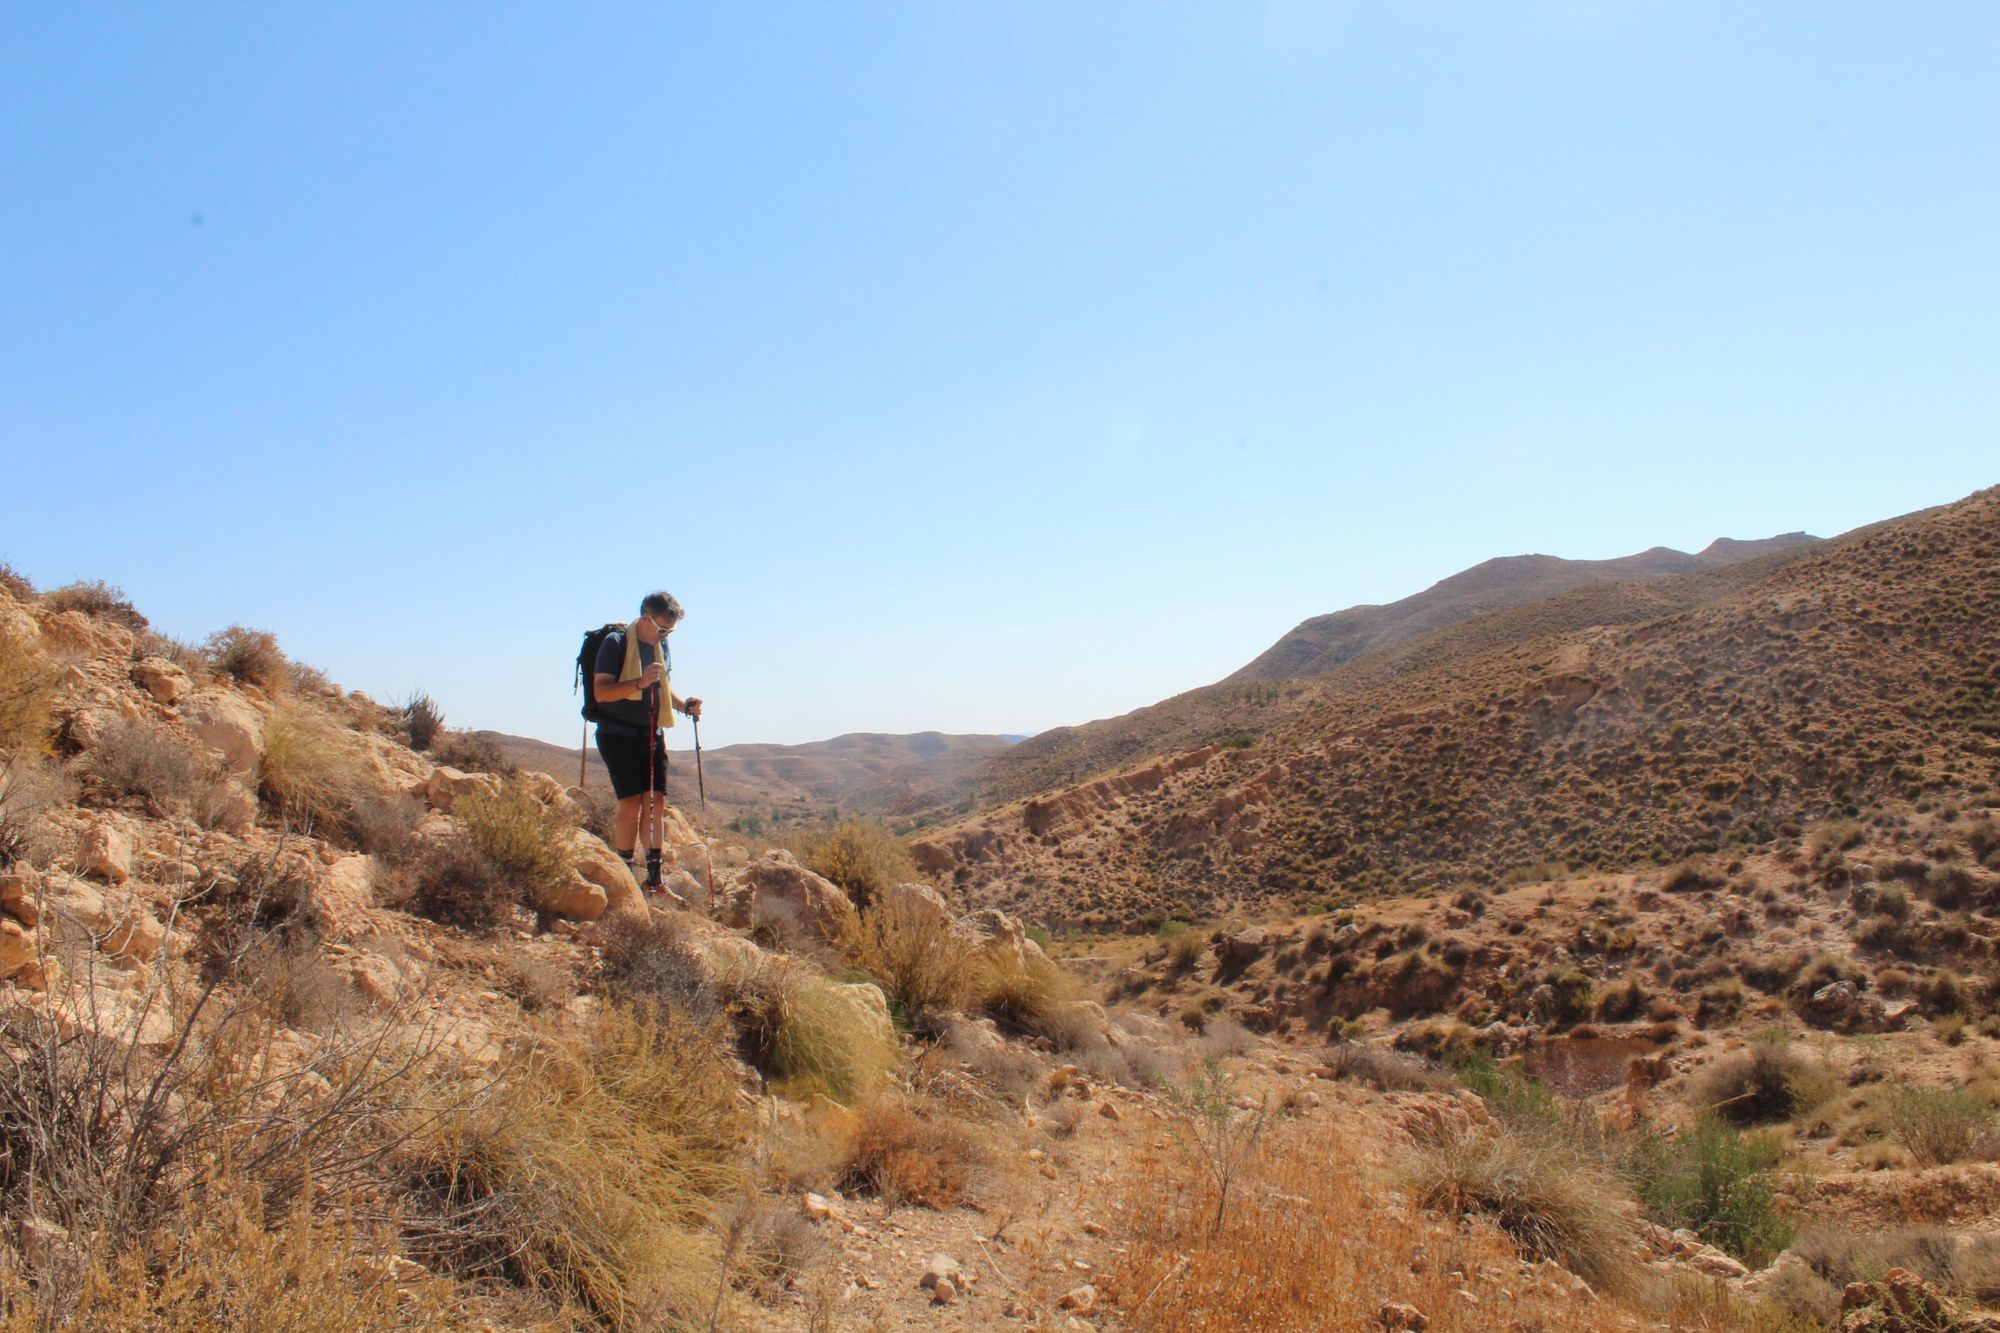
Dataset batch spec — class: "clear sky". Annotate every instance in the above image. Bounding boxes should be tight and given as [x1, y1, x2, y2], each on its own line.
[3, 4, 1995, 749]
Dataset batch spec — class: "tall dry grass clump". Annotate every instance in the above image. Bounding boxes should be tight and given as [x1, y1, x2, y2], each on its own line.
[973, 948, 1086, 1045]
[259, 700, 372, 837]
[1103, 1117, 1718, 1332]
[796, 816, 916, 910]
[397, 1004, 743, 1330]
[458, 777, 576, 903]
[0, 622, 61, 755]
[203, 625, 291, 692]
[0, 756, 71, 869]
[697, 940, 896, 1101]
[834, 1094, 988, 1210]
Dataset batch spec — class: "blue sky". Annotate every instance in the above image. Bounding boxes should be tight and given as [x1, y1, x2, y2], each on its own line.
[3, 4, 1995, 748]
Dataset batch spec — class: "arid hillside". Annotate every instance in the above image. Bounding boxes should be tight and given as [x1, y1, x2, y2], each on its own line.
[1230, 531, 1820, 683]
[488, 728, 1020, 828]
[898, 532, 1836, 822]
[914, 486, 2000, 930]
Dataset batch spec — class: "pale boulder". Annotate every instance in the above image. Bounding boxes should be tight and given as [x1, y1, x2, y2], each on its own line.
[0, 918, 39, 980]
[955, 906, 1047, 970]
[536, 872, 610, 923]
[0, 598, 39, 652]
[130, 657, 191, 705]
[828, 981, 895, 1055]
[519, 769, 585, 823]
[80, 822, 133, 885]
[879, 880, 953, 934]
[102, 907, 167, 964]
[315, 854, 377, 938]
[570, 830, 645, 918]
[0, 868, 41, 929]
[719, 851, 860, 946]
[182, 689, 267, 777]
[425, 766, 501, 814]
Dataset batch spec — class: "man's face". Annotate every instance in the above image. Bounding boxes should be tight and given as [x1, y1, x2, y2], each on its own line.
[644, 613, 678, 640]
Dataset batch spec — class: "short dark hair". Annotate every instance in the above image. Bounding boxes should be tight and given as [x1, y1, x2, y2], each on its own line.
[640, 591, 684, 622]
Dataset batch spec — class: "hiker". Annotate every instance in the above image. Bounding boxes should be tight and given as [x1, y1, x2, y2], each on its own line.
[591, 591, 703, 896]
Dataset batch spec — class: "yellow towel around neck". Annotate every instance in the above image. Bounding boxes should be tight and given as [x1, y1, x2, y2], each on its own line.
[615, 620, 674, 729]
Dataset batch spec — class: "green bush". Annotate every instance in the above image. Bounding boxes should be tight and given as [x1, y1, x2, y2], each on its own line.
[1626, 1117, 1793, 1266]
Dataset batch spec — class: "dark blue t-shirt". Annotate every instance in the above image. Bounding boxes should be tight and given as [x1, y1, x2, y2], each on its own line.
[593, 630, 664, 737]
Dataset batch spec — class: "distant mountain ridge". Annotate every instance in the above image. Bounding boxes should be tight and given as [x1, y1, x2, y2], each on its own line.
[483, 728, 1019, 821]
[1229, 533, 1820, 683]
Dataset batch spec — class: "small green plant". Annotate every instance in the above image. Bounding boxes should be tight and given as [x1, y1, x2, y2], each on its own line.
[1626, 1117, 1793, 1266]
[1165, 1059, 1272, 1235]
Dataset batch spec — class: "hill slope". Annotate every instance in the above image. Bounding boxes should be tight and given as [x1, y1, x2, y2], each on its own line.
[1229, 533, 1819, 683]
[912, 487, 2000, 929]
[897, 534, 1828, 821]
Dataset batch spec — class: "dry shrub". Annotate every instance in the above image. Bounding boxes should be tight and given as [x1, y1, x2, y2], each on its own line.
[1689, 1038, 1821, 1125]
[0, 562, 33, 601]
[16, 1180, 469, 1332]
[396, 1005, 742, 1330]
[400, 690, 445, 752]
[80, 715, 247, 831]
[428, 729, 511, 776]
[843, 891, 973, 1030]
[344, 791, 426, 864]
[1409, 1122, 1637, 1288]
[598, 912, 721, 1020]
[795, 816, 916, 911]
[0, 755, 72, 869]
[0, 622, 61, 754]
[408, 835, 518, 931]
[203, 625, 290, 692]
[1880, 1085, 2000, 1166]
[43, 580, 148, 631]
[260, 701, 371, 837]
[458, 778, 575, 904]
[836, 1095, 985, 1209]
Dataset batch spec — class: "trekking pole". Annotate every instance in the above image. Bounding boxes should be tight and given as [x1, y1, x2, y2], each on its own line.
[644, 675, 659, 895]
[692, 714, 707, 814]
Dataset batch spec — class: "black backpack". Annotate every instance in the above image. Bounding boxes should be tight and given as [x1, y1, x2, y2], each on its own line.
[575, 623, 625, 723]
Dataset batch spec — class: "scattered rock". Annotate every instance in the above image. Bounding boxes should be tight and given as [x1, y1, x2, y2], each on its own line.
[569, 830, 645, 918]
[425, 766, 502, 814]
[919, 1253, 964, 1291]
[1378, 1300, 1428, 1330]
[130, 657, 190, 705]
[1059, 1284, 1097, 1312]
[1097, 1100, 1121, 1122]
[931, 1276, 959, 1306]
[79, 822, 132, 885]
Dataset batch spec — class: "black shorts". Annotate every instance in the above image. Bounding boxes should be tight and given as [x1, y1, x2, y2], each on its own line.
[595, 728, 666, 800]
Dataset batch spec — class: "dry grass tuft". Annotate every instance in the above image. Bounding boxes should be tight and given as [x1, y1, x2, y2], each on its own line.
[396, 1005, 743, 1330]
[727, 957, 897, 1102]
[1409, 1122, 1637, 1288]
[0, 755, 72, 869]
[259, 700, 372, 837]
[406, 835, 519, 932]
[203, 625, 290, 692]
[973, 950, 1084, 1043]
[400, 690, 445, 752]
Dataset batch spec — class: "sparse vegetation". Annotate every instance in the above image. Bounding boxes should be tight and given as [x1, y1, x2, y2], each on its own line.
[842, 889, 972, 1031]
[458, 777, 577, 907]
[1627, 1117, 1793, 1266]
[400, 690, 446, 752]
[795, 816, 917, 911]
[836, 1094, 986, 1209]
[0, 622, 61, 754]
[80, 715, 246, 830]
[1880, 1085, 2000, 1167]
[43, 579, 148, 631]
[408, 834, 520, 931]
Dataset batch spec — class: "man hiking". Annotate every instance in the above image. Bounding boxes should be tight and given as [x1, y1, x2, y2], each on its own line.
[591, 591, 703, 898]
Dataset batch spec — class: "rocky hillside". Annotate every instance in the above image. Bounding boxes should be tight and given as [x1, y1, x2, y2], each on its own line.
[913, 486, 2000, 930]
[1229, 531, 1820, 683]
